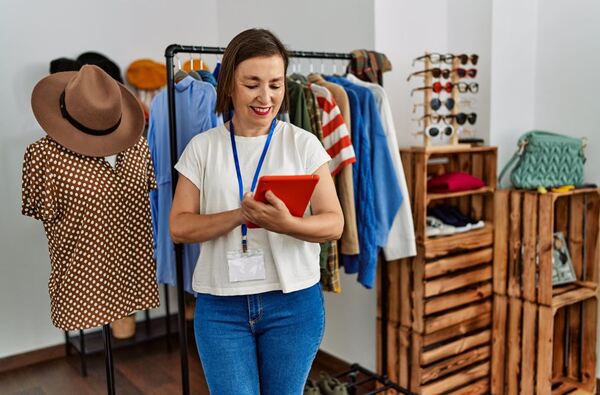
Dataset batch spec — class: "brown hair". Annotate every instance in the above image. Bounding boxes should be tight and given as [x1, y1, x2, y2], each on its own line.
[216, 28, 289, 115]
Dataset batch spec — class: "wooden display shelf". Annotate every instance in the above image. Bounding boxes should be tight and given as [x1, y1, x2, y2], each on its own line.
[401, 146, 497, 245]
[427, 186, 495, 204]
[491, 295, 597, 394]
[494, 189, 600, 306]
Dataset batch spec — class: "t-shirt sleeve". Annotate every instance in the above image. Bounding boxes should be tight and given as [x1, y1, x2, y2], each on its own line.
[174, 136, 203, 190]
[21, 142, 58, 223]
[303, 132, 332, 174]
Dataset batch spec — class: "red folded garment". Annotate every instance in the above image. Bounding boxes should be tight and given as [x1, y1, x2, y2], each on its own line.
[427, 171, 485, 193]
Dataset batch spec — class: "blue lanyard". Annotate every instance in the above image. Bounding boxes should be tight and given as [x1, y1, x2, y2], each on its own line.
[229, 116, 277, 252]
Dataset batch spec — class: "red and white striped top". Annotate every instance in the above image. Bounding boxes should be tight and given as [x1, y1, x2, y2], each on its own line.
[309, 83, 356, 176]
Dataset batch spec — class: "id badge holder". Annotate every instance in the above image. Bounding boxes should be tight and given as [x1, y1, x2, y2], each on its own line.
[227, 248, 266, 283]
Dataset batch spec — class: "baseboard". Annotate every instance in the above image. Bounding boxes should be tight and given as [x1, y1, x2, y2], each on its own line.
[0, 344, 66, 373]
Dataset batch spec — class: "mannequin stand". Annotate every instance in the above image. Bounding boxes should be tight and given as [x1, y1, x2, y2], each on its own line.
[102, 324, 116, 395]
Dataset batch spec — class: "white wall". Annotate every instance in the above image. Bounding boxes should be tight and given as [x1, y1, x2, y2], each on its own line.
[0, 0, 220, 359]
[489, 0, 538, 170]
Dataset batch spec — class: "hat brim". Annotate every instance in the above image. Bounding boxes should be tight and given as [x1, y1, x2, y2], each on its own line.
[31, 71, 144, 157]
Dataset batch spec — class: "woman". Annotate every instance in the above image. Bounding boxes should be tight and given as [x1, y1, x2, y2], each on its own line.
[170, 28, 344, 395]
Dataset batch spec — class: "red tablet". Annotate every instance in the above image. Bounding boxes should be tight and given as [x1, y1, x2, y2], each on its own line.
[247, 174, 320, 228]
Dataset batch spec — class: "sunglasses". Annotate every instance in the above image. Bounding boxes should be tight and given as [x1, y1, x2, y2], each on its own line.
[412, 53, 479, 66]
[413, 112, 477, 126]
[450, 112, 477, 125]
[411, 82, 479, 96]
[423, 124, 455, 138]
[406, 68, 478, 81]
[412, 98, 474, 113]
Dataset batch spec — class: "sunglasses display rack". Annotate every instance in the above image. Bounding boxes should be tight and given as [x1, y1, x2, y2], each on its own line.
[410, 52, 477, 151]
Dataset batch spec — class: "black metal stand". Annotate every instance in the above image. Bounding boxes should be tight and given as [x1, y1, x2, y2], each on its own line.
[102, 324, 116, 395]
[164, 43, 411, 395]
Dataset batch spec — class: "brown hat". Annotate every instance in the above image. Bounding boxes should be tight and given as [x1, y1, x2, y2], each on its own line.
[31, 64, 144, 157]
[126, 59, 166, 90]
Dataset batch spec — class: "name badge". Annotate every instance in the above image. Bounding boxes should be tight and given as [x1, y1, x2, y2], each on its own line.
[227, 249, 266, 283]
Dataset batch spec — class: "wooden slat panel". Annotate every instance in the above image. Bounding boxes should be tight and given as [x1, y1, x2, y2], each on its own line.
[424, 224, 494, 259]
[425, 300, 492, 334]
[584, 192, 600, 287]
[446, 377, 490, 395]
[398, 327, 410, 389]
[538, 194, 555, 305]
[414, 152, 427, 243]
[553, 309, 567, 380]
[470, 153, 484, 221]
[522, 192, 538, 302]
[399, 258, 412, 328]
[551, 287, 597, 311]
[580, 298, 598, 392]
[537, 306, 554, 394]
[458, 153, 472, 216]
[484, 150, 497, 221]
[410, 331, 422, 394]
[421, 361, 490, 395]
[423, 313, 491, 348]
[494, 190, 509, 295]
[425, 266, 492, 298]
[491, 295, 508, 395]
[386, 259, 401, 324]
[506, 297, 522, 395]
[425, 248, 493, 279]
[508, 191, 523, 298]
[521, 301, 537, 394]
[424, 282, 492, 315]
[421, 345, 490, 384]
[412, 254, 425, 333]
[421, 330, 491, 366]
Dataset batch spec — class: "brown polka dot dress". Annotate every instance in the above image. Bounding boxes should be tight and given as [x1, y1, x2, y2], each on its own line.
[21, 136, 160, 331]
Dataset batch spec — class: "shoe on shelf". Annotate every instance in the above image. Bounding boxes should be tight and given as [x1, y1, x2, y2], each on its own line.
[317, 372, 349, 395]
[427, 216, 456, 237]
[442, 205, 485, 230]
[304, 378, 321, 395]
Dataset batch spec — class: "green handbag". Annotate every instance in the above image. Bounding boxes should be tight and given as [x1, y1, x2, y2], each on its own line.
[498, 131, 586, 189]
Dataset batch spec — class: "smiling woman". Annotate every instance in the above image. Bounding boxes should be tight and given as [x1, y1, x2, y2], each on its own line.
[168, 28, 344, 395]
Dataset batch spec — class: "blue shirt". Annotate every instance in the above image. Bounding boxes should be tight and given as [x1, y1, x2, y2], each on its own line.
[326, 76, 402, 288]
[148, 76, 222, 294]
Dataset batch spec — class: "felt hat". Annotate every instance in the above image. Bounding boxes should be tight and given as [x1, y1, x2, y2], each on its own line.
[126, 59, 166, 90]
[31, 64, 144, 157]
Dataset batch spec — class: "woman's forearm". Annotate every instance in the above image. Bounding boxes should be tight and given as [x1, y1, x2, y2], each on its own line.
[284, 212, 344, 243]
[170, 209, 243, 244]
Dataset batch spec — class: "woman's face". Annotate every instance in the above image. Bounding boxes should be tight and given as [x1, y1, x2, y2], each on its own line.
[231, 55, 285, 130]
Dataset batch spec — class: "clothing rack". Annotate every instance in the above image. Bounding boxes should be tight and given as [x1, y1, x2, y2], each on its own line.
[164, 44, 412, 395]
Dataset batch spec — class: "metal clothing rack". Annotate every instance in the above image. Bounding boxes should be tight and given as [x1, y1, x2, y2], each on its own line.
[164, 44, 412, 395]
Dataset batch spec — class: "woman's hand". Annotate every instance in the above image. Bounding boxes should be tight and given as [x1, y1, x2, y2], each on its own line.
[241, 190, 293, 233]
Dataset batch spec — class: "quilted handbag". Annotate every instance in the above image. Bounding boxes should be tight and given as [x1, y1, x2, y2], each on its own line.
[498, 131, 586, 189]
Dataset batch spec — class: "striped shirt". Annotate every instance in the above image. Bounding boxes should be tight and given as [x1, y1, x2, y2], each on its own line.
[309, 83, 356, 175]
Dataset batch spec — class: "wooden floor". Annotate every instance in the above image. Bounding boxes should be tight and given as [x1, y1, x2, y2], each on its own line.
[0, 335, 367, 395]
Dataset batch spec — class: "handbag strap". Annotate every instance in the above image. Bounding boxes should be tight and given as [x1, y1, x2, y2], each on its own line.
[498, 140, 527, 188]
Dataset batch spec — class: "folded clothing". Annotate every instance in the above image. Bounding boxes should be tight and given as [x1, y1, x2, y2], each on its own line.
[427, 171, 485, 193]
[428, 205, 485, 234]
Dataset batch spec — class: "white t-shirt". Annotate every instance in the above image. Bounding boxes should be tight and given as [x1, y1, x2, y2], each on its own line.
[174, 121, 331, 296]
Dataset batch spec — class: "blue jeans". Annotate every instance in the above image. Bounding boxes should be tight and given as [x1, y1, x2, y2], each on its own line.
[193, 282, 325, 395]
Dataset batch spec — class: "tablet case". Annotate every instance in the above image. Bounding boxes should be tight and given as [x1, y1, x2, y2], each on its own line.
[247, 174, 320, 229]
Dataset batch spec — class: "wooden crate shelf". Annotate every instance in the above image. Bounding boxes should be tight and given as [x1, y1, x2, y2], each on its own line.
[427, 186, 495, 204]
[494, 189, 600, 306]
[491, 295, 598, 394]
[378, 321, 491, 395]
[401, 146, 497, 246]
[377, 146, 498, 394]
